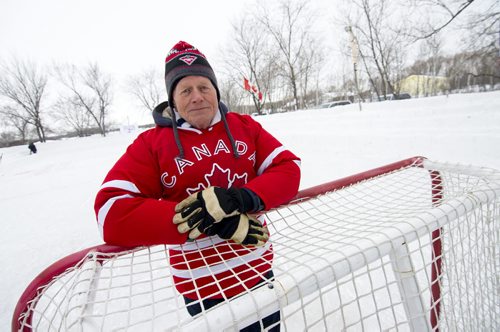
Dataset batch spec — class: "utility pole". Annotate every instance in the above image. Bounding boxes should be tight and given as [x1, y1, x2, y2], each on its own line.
[345, 26, 362, 111]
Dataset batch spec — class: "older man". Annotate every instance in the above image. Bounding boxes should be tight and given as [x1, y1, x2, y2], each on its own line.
[94, 41, 301, 331]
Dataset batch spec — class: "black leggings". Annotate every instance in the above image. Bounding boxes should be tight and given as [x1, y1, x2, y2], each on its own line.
[183, 271, 281, 331]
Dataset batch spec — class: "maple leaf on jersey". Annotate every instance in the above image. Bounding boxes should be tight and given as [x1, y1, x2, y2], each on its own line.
[186, 163, 248, 195]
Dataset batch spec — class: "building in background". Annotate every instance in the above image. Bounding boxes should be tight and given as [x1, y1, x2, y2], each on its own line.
[398, 75, 450, 97]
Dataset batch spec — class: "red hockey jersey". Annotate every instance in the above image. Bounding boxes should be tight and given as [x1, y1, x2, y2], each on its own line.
[94, 104, 301, 299]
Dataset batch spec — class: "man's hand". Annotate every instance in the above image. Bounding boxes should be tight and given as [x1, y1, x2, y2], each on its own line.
[204, 214, 269, 247]
[173, 187, 245, 237]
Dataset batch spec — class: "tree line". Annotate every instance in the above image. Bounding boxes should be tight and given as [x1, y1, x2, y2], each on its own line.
[1, 0, 498, 146]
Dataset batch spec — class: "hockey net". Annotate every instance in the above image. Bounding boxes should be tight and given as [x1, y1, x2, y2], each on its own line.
[12, 156, 500, 331]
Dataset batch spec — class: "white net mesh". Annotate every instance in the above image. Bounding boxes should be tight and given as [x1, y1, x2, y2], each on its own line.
[15, 158, 500, 331]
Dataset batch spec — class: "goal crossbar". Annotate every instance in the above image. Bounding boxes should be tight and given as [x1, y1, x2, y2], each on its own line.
[12, 156, 500, 331]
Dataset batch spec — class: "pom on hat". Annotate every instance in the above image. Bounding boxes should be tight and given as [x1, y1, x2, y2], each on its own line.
[164, 41, 220, 105]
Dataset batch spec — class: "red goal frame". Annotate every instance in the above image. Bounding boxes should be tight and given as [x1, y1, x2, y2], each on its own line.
[12, 156, 443, 332]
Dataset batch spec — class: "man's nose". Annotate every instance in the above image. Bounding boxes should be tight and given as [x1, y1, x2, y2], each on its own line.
[190, 89, 203, 102]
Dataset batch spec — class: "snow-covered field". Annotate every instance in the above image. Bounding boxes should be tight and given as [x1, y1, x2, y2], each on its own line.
[1, 91, 499, 329]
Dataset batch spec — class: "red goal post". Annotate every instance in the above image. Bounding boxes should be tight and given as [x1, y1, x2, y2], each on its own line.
[12, 156, 500, 331]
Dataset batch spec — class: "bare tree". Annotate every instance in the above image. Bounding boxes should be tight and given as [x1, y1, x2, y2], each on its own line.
[462, 1, 500, 51]
[84, 63, 112, 135]
[0, 130, 18, 147]
[52, 97, 93, 136]
[126, 68, 164, 112]
[408, 0, 499, 87]
[54, 63, 112, 136]
[343, 0, 410, 99]
[421, 34, 445, 95]
[297, 35, 325, 108]
[408, 0, 498, 53]
[259, 52, 284, 112]
[344, 29, 381, 101]
[0, 58, 48, 142]
[220, 14, 273, 114]
[218, 78, 246, 113]
[257, 0, 321, 110]
[410, 0, 478, 40]
[0, 106, 31, 142]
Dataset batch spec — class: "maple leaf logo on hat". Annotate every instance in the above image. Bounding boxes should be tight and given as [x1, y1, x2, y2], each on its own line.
[179, 55, 197, 66]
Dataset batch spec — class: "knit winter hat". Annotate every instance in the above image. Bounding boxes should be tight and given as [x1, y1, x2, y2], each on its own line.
[164, 41, 220, 106]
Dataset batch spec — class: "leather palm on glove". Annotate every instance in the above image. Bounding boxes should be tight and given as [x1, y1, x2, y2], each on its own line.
[206, 214, 269, 247]
[173, 186, 247, 239]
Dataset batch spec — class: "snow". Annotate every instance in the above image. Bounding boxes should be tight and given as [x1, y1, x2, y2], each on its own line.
[1, 91, 499, 328]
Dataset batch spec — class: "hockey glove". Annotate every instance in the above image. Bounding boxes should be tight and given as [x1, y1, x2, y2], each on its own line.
[206, 214, 269, 247]
[173, 187, 246, 238]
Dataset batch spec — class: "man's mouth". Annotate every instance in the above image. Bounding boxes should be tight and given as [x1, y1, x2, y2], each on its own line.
[189, 106, 209, 112]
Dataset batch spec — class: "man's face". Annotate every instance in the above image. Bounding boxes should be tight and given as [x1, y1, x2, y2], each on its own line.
[173, 76, 218, 129]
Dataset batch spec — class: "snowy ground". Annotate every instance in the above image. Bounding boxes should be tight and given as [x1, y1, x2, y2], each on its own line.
[1, 91, 499, 329]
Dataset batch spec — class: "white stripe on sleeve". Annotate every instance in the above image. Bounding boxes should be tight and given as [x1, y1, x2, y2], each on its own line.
[97, 194, 134, 239]
[100, 180, 141, 194]
[257, 146, 287, 176]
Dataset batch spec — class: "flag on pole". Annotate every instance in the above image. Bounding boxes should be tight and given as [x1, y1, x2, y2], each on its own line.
[243, 77, 263, 101]
[244, 77, 251, 91]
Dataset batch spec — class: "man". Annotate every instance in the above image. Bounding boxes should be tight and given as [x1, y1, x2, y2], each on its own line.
[94, 41, 301, 331]
[28, 141, 37, 154]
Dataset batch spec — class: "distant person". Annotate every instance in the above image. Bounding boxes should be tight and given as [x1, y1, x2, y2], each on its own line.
[94, 41, 301, 330]
[28, 142, 37, 154]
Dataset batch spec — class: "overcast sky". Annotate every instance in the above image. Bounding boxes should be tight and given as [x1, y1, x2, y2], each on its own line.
[1, 0, 495, 78]
[0, 0, 264, 124]
[0, 0, 255, 76]
[1, 0, 494, 125]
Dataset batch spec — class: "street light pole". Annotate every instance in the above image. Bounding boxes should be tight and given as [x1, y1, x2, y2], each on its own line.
[345, 26, 362, 111]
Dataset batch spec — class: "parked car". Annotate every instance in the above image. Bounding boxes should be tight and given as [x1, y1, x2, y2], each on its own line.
[378, 93, 411, 101]
[395, 93, 411, 100]
[319, 100, 352, 108]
